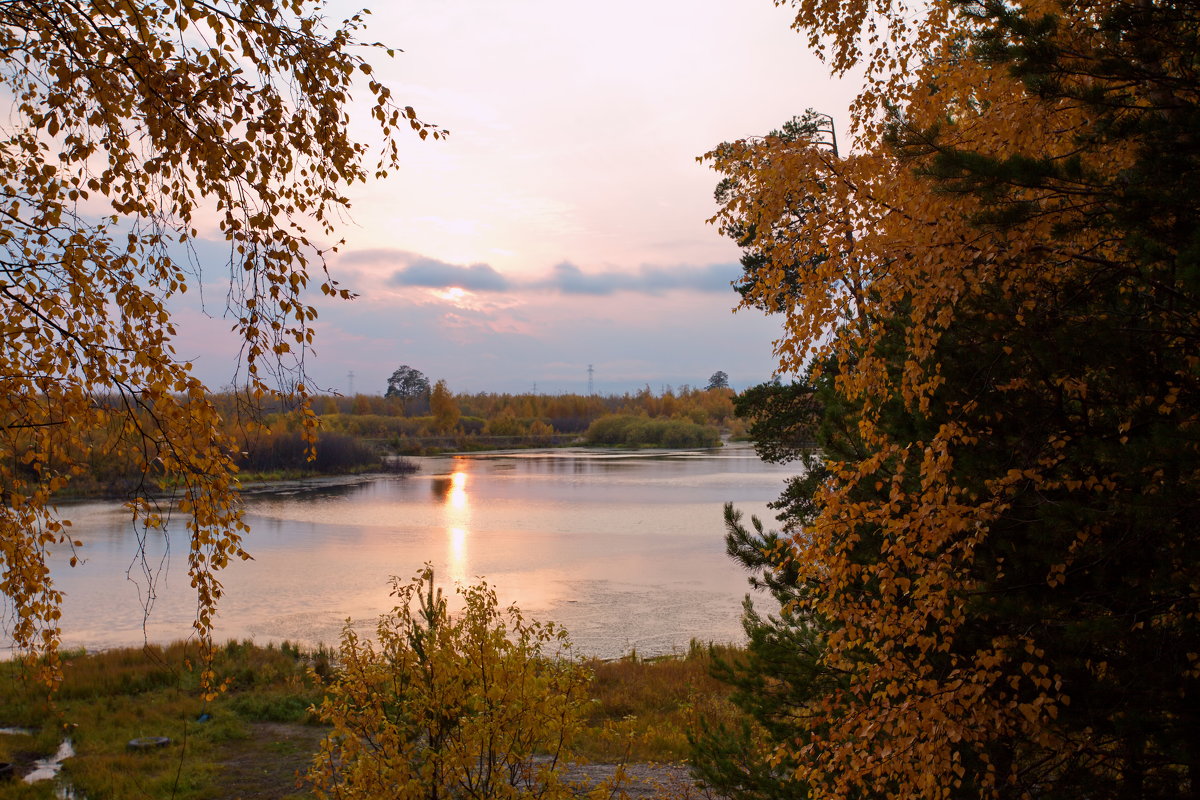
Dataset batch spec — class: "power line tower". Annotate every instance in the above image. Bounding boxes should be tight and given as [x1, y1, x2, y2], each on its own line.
[811, 112, 839, 156]
[587, 364, 594, 395]
[347, 370, 355, 396]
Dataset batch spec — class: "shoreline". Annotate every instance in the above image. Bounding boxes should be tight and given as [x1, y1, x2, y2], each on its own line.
[51, 440, 748, 502]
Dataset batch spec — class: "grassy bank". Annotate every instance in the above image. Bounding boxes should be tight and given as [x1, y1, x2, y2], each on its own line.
[0, 641, 328, 799]
[0, 640, 741, 800]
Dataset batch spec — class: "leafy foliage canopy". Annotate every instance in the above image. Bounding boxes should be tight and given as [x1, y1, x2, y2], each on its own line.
[0, 0, 439, 677]
[308, 568, 604, 800]
[702, 0, 1200, 795]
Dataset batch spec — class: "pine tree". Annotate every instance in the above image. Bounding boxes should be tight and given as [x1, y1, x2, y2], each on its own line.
[699, 0, 1200, 792]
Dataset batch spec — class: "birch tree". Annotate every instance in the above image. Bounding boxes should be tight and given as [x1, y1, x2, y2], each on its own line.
[0, 0, 440, 681]
[705, 0, 1200, 795]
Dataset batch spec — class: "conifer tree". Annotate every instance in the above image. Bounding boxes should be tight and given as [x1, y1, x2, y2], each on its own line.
[701, 0, 1200, 794]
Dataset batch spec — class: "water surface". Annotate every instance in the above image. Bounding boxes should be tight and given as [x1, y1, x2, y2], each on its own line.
[5, 445, 795, 659]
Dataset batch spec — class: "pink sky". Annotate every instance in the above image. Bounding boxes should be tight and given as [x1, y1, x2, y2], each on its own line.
[182, 0, 856, 395]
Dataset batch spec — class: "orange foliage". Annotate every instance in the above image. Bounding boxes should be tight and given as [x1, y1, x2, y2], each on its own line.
[708, 0, 1200, 795]
[0, 0, 438, 676]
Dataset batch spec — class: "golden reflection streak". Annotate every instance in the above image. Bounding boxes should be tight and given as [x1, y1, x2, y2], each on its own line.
[448, 471, 468, 511]
[444, 469, 470, 585]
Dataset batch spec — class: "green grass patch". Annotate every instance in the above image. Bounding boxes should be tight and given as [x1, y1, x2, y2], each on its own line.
[0, 639, 744, 799]
[0, 640, 326, 800]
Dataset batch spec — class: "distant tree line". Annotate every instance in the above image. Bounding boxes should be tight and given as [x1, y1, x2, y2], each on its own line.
[55, 378, 745, 494]
[310, 382, 736, 454]
[290, 366, 743, 453]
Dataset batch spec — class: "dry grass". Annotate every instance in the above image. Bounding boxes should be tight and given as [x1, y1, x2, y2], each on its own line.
[572, 642, 743, 763]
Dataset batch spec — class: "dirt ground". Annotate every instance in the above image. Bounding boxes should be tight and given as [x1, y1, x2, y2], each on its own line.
[215, 722, 327, 800]
[213, 722, 714, 800]
[556, 761, 712, 800]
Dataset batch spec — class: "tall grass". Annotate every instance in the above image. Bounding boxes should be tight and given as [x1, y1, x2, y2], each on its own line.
[572, 642, 742, 762]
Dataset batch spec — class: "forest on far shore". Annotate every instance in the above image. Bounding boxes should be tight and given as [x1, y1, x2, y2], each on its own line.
[63, 378, 744, 496]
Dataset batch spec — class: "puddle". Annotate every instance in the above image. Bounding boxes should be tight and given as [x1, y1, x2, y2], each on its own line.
[23, 738, 74, 782]
[1, 727, 83, 798]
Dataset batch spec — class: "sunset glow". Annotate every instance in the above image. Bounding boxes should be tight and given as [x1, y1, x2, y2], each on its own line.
[177, 0, 854, 395]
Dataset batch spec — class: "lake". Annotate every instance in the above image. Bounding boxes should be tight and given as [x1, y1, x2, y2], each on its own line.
[5, 444, 796, 659]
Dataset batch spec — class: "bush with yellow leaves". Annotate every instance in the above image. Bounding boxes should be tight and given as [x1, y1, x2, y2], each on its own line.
[308, 567, 607, 800]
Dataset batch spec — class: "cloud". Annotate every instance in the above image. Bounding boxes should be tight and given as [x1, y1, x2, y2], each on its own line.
[542, 261, 737, 295]
[389, 259, 512, 292]
[337, 249, 511, 292]
[281, 289, 784, 396]
[545, 261, 621, 295]
[339, 249, 738, 296]
[640, 262, 738, 293]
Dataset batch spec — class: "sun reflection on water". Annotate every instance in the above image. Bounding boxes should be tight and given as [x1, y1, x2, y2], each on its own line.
[448, 471, 468, 510]
[444, 469, 470, 585]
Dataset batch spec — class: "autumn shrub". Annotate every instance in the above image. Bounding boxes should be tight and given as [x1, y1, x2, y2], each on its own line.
[321, 413, 430, 438]
[582, 414, 634, 444]
[482, 412, 527, 436]
[308, 568, 608, 800]
[585, 415, 720, 448]
[460, 416, 486, 435]
[237, 431, 380, 474]
[657, 421, 719, 448]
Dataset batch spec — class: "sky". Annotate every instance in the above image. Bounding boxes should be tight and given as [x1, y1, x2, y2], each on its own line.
[183, 0, 856, 395]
